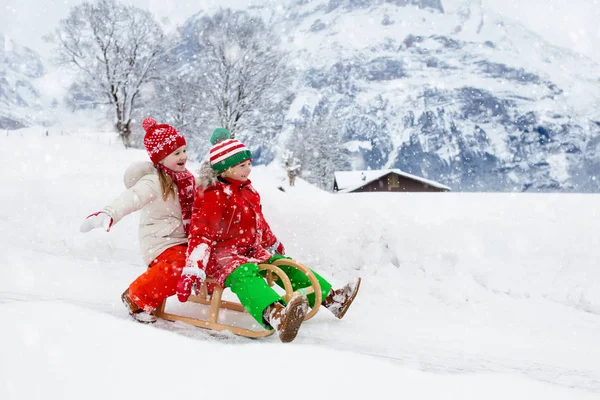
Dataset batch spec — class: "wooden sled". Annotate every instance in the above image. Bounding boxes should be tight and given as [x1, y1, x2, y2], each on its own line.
[154, 259, 322, 338]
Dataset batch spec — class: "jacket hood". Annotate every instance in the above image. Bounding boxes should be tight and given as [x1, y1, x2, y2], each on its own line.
[123, 161, 156, 189]
[197, 160, 219, 189]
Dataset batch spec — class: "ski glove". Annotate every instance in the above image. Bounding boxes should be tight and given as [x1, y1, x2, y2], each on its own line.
[268, 240, 285, 256]
[80, 212, 113, 233]
[176, 265, 207, 302]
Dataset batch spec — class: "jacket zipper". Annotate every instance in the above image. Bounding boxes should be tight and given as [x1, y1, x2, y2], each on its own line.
[226, 205, 237, 233]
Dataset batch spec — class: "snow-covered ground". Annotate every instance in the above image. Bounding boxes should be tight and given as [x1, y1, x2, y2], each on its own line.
[1, 128, 599, 399]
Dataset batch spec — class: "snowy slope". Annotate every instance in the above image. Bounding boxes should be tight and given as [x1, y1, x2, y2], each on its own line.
[1, 128, 600, 398]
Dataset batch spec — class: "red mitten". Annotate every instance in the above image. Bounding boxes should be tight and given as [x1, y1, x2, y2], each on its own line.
[267, 240, 286, 255]
[176, 265, 206, 302]
[80, 212, 113, 233]
[276, 241, 286, 256]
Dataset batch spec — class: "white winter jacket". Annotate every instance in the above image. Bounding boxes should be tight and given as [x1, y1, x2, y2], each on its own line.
[102, 162, 188, 265]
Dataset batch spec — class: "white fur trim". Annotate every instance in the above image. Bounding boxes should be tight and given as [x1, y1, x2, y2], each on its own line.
[188, 243, 211, 268]
[182, 266, 206, 281]
[123, 161, 156, 189]
[197, 161, 219, 189]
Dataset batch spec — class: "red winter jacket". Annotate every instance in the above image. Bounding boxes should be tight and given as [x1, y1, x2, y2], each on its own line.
[187, 174, 278, 287]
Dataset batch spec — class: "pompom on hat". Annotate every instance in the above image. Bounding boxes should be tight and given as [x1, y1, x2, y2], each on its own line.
[142, 117, 186, 164]
[208, 128, 252, 173]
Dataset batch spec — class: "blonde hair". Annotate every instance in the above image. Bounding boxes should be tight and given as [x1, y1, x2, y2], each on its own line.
[157, 168, 176, 200]
[220, 167, 233, 179]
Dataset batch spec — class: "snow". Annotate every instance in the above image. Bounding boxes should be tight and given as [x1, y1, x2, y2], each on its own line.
[344, 140, 373, 152]
[547, 153, 570, 183]
[481, 0, 600, 63]
[1, 128, 600, 398]
[3, 304, 593, 400]
[187, 244, 210, 271]
[286, 88, 322, 120]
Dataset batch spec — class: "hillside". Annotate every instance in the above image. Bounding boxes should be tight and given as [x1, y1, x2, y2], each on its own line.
[0, 128, 599, 398]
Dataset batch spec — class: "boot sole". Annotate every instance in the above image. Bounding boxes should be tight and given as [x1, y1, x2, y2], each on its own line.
[133, 312, 157, 324]
[278, 296, 308, 343]
[336, 277, 361, 320]
[121, 289, 157, 324]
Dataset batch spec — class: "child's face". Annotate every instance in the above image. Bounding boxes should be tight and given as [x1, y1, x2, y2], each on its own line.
[160, 145, 187, 172]
[223, 160, 252, 182]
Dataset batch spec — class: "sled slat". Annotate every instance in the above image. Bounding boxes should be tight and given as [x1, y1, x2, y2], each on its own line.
[208, 286, 223, 323]
[156, 310, 274, 338]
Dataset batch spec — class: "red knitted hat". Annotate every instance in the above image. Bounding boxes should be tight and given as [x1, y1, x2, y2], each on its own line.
[142, 117, 186, 164]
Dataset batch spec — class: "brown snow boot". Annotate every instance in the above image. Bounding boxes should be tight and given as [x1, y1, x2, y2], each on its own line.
[121, 289, 157, 324]
[322, 277, 361, 319]
[264, 294, 308, 343]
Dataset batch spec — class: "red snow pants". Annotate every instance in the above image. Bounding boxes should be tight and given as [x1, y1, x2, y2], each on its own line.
[129, 244, 187, 312]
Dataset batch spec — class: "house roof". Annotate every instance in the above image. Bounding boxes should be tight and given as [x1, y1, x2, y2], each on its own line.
[334, 169, 451, 193]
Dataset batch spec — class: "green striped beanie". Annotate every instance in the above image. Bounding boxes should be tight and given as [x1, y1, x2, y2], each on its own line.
[209, 128, 253, 173]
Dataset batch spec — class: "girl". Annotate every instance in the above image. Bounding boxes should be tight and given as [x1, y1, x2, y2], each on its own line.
[177, 128, 360, 343]
[80, 118, 196, 323]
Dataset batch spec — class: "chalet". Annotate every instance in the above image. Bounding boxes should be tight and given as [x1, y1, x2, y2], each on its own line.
[333, 169, 450, 193]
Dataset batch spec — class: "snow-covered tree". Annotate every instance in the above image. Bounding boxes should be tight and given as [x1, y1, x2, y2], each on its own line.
[143, 67, 206, 134]
[47, 0, 164, 147]
[191, 9, 292, 141]
[287, 110, 350, 191]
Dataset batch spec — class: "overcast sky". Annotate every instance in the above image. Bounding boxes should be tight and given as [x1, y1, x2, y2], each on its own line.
[2, 0, 600, 62]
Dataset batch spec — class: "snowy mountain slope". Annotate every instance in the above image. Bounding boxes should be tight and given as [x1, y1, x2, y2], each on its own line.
[4, 0, 600, 193]
[0, 34, 53, 129]
[1, 129, 599, 398]
[273, 0, 600, 192]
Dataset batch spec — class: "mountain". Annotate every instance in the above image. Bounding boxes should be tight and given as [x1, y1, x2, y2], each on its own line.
[0, 33, 49, 130]
[5, 0, 600, 192]
[270, 0, 600, 191]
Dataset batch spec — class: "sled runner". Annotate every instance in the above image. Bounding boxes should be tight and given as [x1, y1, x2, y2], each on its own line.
[154, 258, 322, 338]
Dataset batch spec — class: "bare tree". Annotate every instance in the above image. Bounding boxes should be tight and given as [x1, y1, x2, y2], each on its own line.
[142, 67, 210, 158]
[46, 0, 164, 147]
[193, 9, 291, 139]
[287, 110, 350, 191]
[145, 71, 206, 134]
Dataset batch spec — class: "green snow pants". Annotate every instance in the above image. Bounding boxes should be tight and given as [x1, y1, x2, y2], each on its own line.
[261, 255, 332, 309]
[224, 258, 333, 329]
[224, 263, 282, 329]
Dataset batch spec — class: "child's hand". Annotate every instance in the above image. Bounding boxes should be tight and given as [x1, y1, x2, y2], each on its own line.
[275, 242, 286, 255]
[176, 265, 207, 302]
[268, 240, 286, 255]
[80, 212, 113, 233]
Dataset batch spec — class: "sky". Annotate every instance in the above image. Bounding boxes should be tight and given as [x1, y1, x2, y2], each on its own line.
[483, 0, 600, 62]
[2, 0, 600, 62]
[1, 127, 599, 398]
